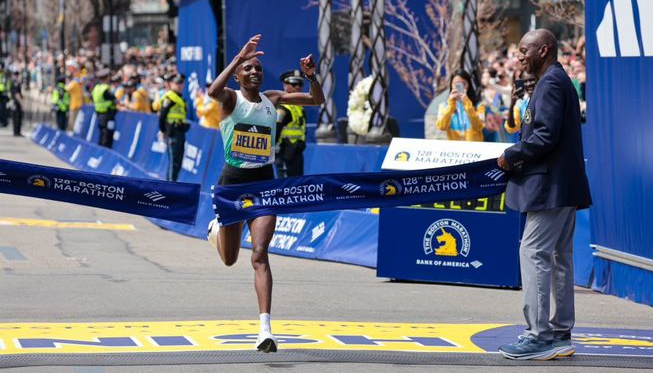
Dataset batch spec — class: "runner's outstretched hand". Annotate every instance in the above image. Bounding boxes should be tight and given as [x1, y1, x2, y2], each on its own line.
[238, 34, 265, 61]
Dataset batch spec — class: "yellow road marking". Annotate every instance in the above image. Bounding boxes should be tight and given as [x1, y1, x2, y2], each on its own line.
[0, 320, 506, 354]
[575, 337, 653, 347]
[0, 217, 135, 231]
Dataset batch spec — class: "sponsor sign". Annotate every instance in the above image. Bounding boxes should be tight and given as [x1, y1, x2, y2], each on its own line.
[377, 138, 521, 287]
[381, 138, 511, 171]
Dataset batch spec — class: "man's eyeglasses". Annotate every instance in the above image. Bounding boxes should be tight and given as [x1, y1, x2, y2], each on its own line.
[289, 82, 303, 88]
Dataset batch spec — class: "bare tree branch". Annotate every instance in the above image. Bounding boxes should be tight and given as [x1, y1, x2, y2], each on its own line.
[530, 0, 585, 29]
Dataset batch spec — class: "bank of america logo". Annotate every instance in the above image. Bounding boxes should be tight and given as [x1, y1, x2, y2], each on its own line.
[597, 0, 652, 57]
[341, 183, 361, 193]
[311, 222, 326, 242]
[144, 191, 166, 202]
[471, 260, 483, 269]
[485, 169, 505, 181]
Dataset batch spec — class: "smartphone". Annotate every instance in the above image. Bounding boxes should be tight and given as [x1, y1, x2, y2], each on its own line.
[514, 79, 525, 98]
[455, 82, 466, 95]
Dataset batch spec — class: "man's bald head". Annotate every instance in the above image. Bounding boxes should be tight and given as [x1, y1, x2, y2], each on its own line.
[517, 28, 558, 76]
[522, 29, 558, 61]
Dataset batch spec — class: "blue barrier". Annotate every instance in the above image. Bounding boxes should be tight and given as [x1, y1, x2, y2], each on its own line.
[31, 110, 598, 291]
[241, 210, 378, 267]
[31, 110, 382, 269]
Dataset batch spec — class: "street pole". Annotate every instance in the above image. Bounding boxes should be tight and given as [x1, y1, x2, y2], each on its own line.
[22, 0, 27, 65]
[109, 0, 114, 70]
[59, 0, 65, 76]
[3, 0, 10, 61]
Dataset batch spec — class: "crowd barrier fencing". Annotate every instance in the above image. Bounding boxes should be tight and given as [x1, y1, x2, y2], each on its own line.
[28, 106, 593, 283]
[32, 106, 383, 267]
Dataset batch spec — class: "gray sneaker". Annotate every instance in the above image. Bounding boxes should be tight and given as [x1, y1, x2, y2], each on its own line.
[499, 336, 558, 360]
[553, 335, 575, 357]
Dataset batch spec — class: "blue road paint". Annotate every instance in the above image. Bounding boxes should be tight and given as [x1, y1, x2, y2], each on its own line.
[0, 247, 26, 261]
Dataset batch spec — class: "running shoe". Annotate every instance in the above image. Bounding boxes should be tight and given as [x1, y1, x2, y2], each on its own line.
[499, 336, 557, 360]
[207, 218, 219, 248]
[553, 335, 575, 357]
[256, 330, 278, 353]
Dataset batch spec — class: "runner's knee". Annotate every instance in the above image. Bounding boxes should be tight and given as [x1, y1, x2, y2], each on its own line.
[250, 247, 269, 270]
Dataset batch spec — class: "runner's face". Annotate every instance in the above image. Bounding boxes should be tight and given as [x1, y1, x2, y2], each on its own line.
[236, 58, 263, 90]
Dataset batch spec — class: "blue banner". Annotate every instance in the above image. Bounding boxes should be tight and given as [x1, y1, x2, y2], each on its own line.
[0, 159, 200, 225]
[241, 210, 379, 267]
[212, 159, 507, 225]
[585, 0, 653, 305]
[177, 0, 218, 121]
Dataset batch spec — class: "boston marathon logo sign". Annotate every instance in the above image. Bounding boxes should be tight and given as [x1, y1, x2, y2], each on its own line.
[27, 175, 51, 188]
[27, 174, 125, 201]
[380, 179, 402, 196]
[235, 194, 259, 210]
[420, 219, 480, 269]
[394, 151, 411, 162]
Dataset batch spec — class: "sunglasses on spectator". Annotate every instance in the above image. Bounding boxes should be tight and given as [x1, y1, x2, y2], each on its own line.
[289, 82, 303, 87]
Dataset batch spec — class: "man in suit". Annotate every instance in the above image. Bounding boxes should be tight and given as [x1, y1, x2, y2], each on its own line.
[497, 29, 592, 360]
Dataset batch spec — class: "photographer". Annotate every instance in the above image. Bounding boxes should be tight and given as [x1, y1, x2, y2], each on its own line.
[436, 70, 486, 141]
[504, 71, 537, 139]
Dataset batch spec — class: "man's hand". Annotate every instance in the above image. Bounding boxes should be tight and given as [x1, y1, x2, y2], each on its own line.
[300, 54, 316, 76]
[237, 34, 265, 61]
[497, 154, 511, 170]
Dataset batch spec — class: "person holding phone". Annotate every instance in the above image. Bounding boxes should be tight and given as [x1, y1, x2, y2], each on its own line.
[504, 71, 538, 139]
[436, 69, 486, 141]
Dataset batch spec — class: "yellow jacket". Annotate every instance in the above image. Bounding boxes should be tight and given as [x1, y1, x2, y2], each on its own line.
[504, 97, 529, 134]
[66, 80, 83, 111]
[196, 96, 221, 129]
[436, 97, 485, 141]
[126, 87, 151, 113]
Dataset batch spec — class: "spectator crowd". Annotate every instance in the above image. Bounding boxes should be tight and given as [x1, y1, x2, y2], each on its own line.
[1, 44, 220, 138]
[436, 37, 587, 143]
[2, 36, 586, 145]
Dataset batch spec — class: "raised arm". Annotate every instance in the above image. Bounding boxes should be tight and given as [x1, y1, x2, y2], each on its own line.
[207, 34, 265, 114]
[266, 54, 325, 106]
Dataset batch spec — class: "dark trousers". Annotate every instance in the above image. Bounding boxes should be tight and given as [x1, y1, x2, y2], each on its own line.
[12, 106, 22, 136]
[166, 130, 186, 181]
[275, 141, 305, 178]
[0, 97, 7, 127]
[97, 112, 116, 148]
[55, 110, 68, 131]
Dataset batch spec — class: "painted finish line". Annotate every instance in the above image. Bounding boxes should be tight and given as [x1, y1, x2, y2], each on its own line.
[0, 320, 651, 357]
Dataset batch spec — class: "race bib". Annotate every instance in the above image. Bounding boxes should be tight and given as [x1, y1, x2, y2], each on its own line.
[231, 123, 272, 163]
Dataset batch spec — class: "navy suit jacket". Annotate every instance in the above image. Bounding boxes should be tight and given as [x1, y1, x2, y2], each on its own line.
[503, 62, 592, 213]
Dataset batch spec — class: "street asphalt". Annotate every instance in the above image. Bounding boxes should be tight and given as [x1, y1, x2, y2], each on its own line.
[0, 123, 651, 372]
